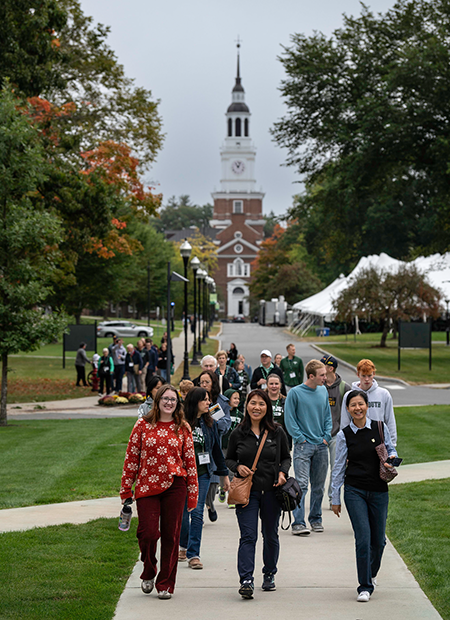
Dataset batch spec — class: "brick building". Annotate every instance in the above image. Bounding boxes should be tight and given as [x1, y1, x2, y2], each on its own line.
[211, 45, 264, 317]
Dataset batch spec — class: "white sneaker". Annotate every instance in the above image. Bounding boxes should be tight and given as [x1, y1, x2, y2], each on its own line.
[372, 577, 377, 587]
[158, 590, 172, 599]
[357, 591, 371, 602]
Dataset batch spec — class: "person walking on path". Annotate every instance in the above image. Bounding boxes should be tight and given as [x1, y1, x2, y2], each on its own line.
[120, 384, 199, 599]
[251, 350, 286, 395]
[227, 343, 238, 364]
[280, 343, 304, 393]
[216, 350, 240, 391]
[237, 354, 252, 383]
[197, 370, 231, 522]
[340, 359, 397, 446]
[233, 359, 249, 410]
[266, 373, 291, 449]
[226, 389, 291, 599]
[320, 354, 351, 508]
[143, 339, 158, 389]
[98, 347, 114, 396]
[112, 338, 126, 393]
[193, 355, 231, 392]
[138, 375, 165, 419]
[179, 387, 230, 569]
[75, 342, 89, 387]
[218, 389, 243, 505]
[331, 389, 397, 603]
[285, 360, 332, 536]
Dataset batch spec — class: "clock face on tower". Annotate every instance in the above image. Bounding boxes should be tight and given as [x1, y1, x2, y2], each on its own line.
[231, 160, 245, 175]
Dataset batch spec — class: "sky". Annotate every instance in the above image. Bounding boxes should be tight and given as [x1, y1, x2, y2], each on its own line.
[79, 0, 396, 216]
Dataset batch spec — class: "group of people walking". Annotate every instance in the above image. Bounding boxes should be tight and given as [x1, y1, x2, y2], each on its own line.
[120, 342, 399, 603]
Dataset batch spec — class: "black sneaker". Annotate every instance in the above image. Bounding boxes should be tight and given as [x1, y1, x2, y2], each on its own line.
[208, 507, 218, 522]
[239, 580, 254, 599]
[262, 573, 276, 591]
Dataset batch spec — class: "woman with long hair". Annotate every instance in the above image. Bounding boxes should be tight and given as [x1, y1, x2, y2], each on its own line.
[228, 342, 238, 363]
[265, 373, 292, 449]
[179, 387, 230, 569]
[226, 389, 291, 599]
[331, 390, 398, 603]
[120, 384, 198, 599]
[216, 350, 240, 390]
[197, 370, 231, 521]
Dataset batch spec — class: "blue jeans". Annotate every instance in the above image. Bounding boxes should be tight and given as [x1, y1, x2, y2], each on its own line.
[127, 372, 137, 393]
[344, 484, 389, 594]
[180, 473, 210, 559]
[292, 441, 328, 527]
[235, 489, 281, 584]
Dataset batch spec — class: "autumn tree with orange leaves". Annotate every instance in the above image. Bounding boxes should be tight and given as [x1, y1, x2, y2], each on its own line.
[250, 223, 322, 306]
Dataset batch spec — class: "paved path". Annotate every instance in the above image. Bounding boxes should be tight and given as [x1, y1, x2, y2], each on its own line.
[2, 461, 446, 620]
[221, 323, 450, 406]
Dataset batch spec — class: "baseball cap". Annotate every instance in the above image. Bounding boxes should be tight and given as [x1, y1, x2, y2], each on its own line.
[320, 354, 338, 368]
[260, 349, 272, 357]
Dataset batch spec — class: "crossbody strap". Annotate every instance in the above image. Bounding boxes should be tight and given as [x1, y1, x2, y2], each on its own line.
[251, 430, 268, 472]
[377, 420, 385, 443]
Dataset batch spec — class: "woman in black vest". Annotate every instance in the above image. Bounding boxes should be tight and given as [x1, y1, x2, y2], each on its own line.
[331, 390, 398, 603]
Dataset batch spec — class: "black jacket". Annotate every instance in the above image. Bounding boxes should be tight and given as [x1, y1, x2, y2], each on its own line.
[250, 365, 286, 396]
[226, 425, 291, 491]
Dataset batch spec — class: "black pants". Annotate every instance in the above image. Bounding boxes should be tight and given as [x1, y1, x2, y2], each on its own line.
[75, 365, 87, 386]
[99, 374, 111, 394]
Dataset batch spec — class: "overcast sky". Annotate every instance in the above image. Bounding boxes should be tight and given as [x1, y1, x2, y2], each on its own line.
[79, 0, 396, 216]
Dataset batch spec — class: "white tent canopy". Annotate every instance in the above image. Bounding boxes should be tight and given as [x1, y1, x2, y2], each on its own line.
[292, 252, 450, 322]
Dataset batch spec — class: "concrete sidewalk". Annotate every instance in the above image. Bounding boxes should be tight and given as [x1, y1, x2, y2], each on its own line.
[1, 463, 447, 620]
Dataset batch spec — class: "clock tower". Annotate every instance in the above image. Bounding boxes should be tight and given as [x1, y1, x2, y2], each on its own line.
[211, 43, 264, 318]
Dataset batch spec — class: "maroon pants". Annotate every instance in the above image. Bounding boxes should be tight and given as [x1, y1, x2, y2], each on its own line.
[136, 477, 187, 593]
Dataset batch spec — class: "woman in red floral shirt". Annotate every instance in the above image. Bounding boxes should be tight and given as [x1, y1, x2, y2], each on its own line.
[120, 384, 198, 599]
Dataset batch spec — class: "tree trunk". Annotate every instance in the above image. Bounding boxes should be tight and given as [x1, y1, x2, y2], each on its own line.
[0, 352, 8, 426]
[380, 321, 389, 348]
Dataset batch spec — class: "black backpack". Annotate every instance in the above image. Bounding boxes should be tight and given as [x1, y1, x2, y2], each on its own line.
[274, 429, 302, 530]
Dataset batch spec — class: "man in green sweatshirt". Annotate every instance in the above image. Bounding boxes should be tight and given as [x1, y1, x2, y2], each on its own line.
[285, 359, 332, 536]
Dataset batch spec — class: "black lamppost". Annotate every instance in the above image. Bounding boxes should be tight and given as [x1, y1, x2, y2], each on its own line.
[201, 269, 208, 344]
[445, 299, 450, 346]
[147, 261, 151, 327]
[165, 262, 188, 381]
[180, 239, 192, 380]
[196, 268, 206, 356]
[191, 255, 200, 365]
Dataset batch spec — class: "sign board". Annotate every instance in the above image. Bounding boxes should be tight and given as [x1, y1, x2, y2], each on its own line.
[63, 323, 97, 368]
[398, 321, 432, 370]
[210, 293, 217, 303]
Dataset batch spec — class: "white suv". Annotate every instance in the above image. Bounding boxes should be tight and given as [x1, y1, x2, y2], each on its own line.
[97, 321, 154, 339]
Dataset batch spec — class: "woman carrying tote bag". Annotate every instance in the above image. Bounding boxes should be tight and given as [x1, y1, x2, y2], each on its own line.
[226, 389, 291, 599]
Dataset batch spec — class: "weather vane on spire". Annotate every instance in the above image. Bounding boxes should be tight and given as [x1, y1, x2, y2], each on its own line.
[235, 35, 242, 49]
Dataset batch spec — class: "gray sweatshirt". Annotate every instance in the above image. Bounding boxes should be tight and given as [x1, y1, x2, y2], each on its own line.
[325, 373, 351, 437]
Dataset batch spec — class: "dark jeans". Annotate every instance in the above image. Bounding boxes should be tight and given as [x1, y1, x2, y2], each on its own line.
[180, 473, 210, 559]
[115, 364, 125, 392]
[99, 374, 111, 394]
[344, 484, 389, 594]
[235, 489, 281, 584]
[136, 477, 187, 593]
[75, 365, 87, 386]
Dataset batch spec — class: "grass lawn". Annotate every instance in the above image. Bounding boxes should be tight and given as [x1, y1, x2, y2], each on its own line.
[0, 518, 139, 620]
[0, 419, 135, 509]
[396, 405, 450, 463]
[388, 479, 450, 620]
[302, 331, 449, 343]
[316, 341, 450, 383]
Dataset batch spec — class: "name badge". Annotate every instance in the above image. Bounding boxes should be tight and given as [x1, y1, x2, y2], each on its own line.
[289, 372, 296, 378]
[128, 362, 134, 368]
[261, 383, 267, 390]
[198, 452, 210, 465]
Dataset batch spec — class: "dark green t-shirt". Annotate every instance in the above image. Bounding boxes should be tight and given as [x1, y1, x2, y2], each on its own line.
[280, 355, 304, 387]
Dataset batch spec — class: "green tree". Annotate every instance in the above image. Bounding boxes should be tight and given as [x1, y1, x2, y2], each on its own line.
[153, 196, 213, 236]
[0, 86, 66, 425]
[273, 0, 450, 273]
[332, 265, 441, 347]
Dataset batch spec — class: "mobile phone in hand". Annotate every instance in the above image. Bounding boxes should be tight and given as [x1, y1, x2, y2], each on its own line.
[387, 456, 403, 467]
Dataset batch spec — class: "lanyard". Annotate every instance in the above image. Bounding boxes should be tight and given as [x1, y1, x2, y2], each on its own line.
[260, 364, 273, 380]
[271, 397, 281, 410]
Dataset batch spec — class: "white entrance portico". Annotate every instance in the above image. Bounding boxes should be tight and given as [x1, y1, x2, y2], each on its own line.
[227, 279, 249, 317]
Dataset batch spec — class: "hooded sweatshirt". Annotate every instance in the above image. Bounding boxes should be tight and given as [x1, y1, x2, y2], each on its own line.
[284, 383, 332, 445]
[325, 373, 351, 437]
[340, 379, 397, 446]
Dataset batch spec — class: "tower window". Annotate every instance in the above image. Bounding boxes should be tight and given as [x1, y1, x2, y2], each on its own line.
[235, 117, 241, 137]
[233, 200, 243, 214]
[244, 118, 249, 136]
[228, 118, 232, 137]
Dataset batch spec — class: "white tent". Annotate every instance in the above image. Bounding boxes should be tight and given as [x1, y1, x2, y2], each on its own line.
[292, 252, 450, 322]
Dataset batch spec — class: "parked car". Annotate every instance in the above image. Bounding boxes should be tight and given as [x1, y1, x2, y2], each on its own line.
[97, 321, 154, 339]
[232, 315, 246, 323]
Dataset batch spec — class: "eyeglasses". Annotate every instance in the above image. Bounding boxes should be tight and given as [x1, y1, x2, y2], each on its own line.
[161, 397, 177, 404]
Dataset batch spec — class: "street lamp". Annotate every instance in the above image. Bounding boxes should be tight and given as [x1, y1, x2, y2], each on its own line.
[201, 269, 208, 344]
[445, 299, 450, 346]
[205, 276, 213, 336]
[196, 268, 206, 356]
[180, 239, 192, 380]
[190, 255, 200, 365]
